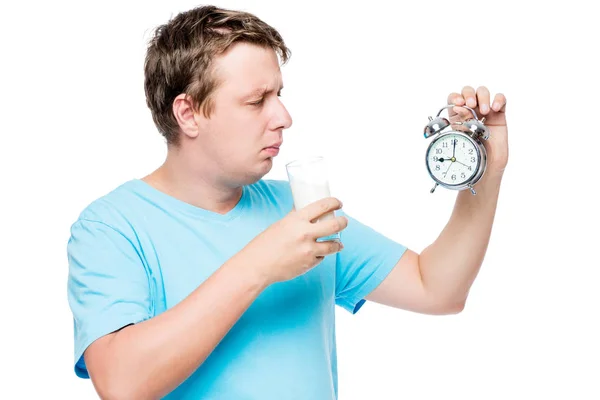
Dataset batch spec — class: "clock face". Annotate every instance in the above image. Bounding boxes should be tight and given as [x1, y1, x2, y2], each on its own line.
[426, 133, 479, 186]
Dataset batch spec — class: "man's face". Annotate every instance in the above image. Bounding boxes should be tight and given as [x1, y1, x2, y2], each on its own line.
[193, 42, 292, 186]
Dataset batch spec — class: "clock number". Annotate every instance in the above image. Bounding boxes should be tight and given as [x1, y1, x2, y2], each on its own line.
[468, 149, 474, 155]
[436, 149, 443, 154]
[435, 165, 440, 171]
[433, 156, 439, 162]
[442, 142, 449, 148]
[468, 166, 472, 171]
[461, 172, 466, 179]
[451, 174, 456, 181]
[470, 157, 476, 163]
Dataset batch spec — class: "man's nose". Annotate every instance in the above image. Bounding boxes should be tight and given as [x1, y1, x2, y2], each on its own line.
[273, 98, 292, 130]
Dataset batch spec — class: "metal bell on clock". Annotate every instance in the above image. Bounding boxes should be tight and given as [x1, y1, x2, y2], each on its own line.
[423, 116, 450, 139]
[461, 118, 490, 140]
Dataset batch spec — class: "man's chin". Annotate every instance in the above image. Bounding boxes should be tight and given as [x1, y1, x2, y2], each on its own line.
[257, 157, 274, 177]
[236, 158, 272, 185]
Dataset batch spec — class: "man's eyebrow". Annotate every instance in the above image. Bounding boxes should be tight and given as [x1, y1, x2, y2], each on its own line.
[241, 85, 284, 101]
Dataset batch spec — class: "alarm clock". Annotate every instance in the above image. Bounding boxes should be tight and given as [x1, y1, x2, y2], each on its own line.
[424, 105, 490, 195]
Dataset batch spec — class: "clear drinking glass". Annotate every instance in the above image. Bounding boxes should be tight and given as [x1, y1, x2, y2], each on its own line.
[285, 156, 340, 242]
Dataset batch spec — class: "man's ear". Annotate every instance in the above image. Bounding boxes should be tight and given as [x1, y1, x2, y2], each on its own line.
[172, 94, 202, 139]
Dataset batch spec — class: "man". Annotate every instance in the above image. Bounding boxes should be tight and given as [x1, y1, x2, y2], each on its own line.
[67, 5, 508, 399]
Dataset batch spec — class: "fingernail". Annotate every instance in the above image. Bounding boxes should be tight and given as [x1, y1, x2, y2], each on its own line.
[468, 97, 476, 107]
[493, 102, 501, 111]
[481, 104, 489, 113]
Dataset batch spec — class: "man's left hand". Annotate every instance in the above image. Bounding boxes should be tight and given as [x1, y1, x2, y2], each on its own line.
[447, 86, 508, 178]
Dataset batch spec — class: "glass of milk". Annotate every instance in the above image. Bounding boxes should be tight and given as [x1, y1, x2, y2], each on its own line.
[286, 156, 340, 242]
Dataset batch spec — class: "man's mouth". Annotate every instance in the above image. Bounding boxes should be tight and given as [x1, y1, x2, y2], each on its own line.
[263, 146, 280, 156]
[263, 141, 282, 156]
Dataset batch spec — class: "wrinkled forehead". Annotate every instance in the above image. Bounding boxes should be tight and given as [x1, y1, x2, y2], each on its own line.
[212, 42, 283, 96]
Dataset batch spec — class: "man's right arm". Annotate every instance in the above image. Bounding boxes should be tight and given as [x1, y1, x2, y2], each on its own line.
[85, 252, 268, 400]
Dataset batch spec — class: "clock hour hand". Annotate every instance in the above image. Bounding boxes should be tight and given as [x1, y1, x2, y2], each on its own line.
[438, 157, 467, 168]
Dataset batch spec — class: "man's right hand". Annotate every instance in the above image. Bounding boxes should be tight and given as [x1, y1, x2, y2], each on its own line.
[240, 197, 348, 285]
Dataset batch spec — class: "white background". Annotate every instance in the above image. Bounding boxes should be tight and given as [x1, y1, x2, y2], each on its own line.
[1, 0, 598, 398]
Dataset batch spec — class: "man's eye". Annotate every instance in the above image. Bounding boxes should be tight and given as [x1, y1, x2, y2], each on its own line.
[250, 98, 264, 106]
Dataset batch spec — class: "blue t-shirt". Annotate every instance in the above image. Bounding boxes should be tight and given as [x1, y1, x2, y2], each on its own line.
[67, 179, 407, 399]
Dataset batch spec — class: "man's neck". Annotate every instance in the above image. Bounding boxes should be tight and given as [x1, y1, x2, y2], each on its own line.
[142, 152, 243, 215]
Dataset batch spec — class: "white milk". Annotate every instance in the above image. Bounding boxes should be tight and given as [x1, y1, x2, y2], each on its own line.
[289, 179, 335, 222]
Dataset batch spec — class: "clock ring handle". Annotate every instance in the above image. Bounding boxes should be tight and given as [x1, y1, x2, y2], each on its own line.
[436, 104, 479, 121]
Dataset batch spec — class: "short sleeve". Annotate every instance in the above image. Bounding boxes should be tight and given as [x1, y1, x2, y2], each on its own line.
[335, 211, 407, 314]
[67, 219, 152, 378]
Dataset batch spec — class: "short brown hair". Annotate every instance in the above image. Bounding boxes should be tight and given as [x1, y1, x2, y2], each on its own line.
[144, 5, 291, 145]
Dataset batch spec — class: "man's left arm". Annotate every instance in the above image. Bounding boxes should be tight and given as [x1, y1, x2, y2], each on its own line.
[367, 86, 508, 315]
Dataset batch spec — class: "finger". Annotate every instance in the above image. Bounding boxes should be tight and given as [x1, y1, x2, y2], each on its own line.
[491, 93, 507, 112]
[314, 239, 344, 257]
[447, 92, 465, 106]
[476, 86, 491, 115]
[311, 215, 348, 238]
[461, 86, 477, 108]
[451, 106, 472, 120]
[447, 93, 465, 118]
[297, 197, 343, 221]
